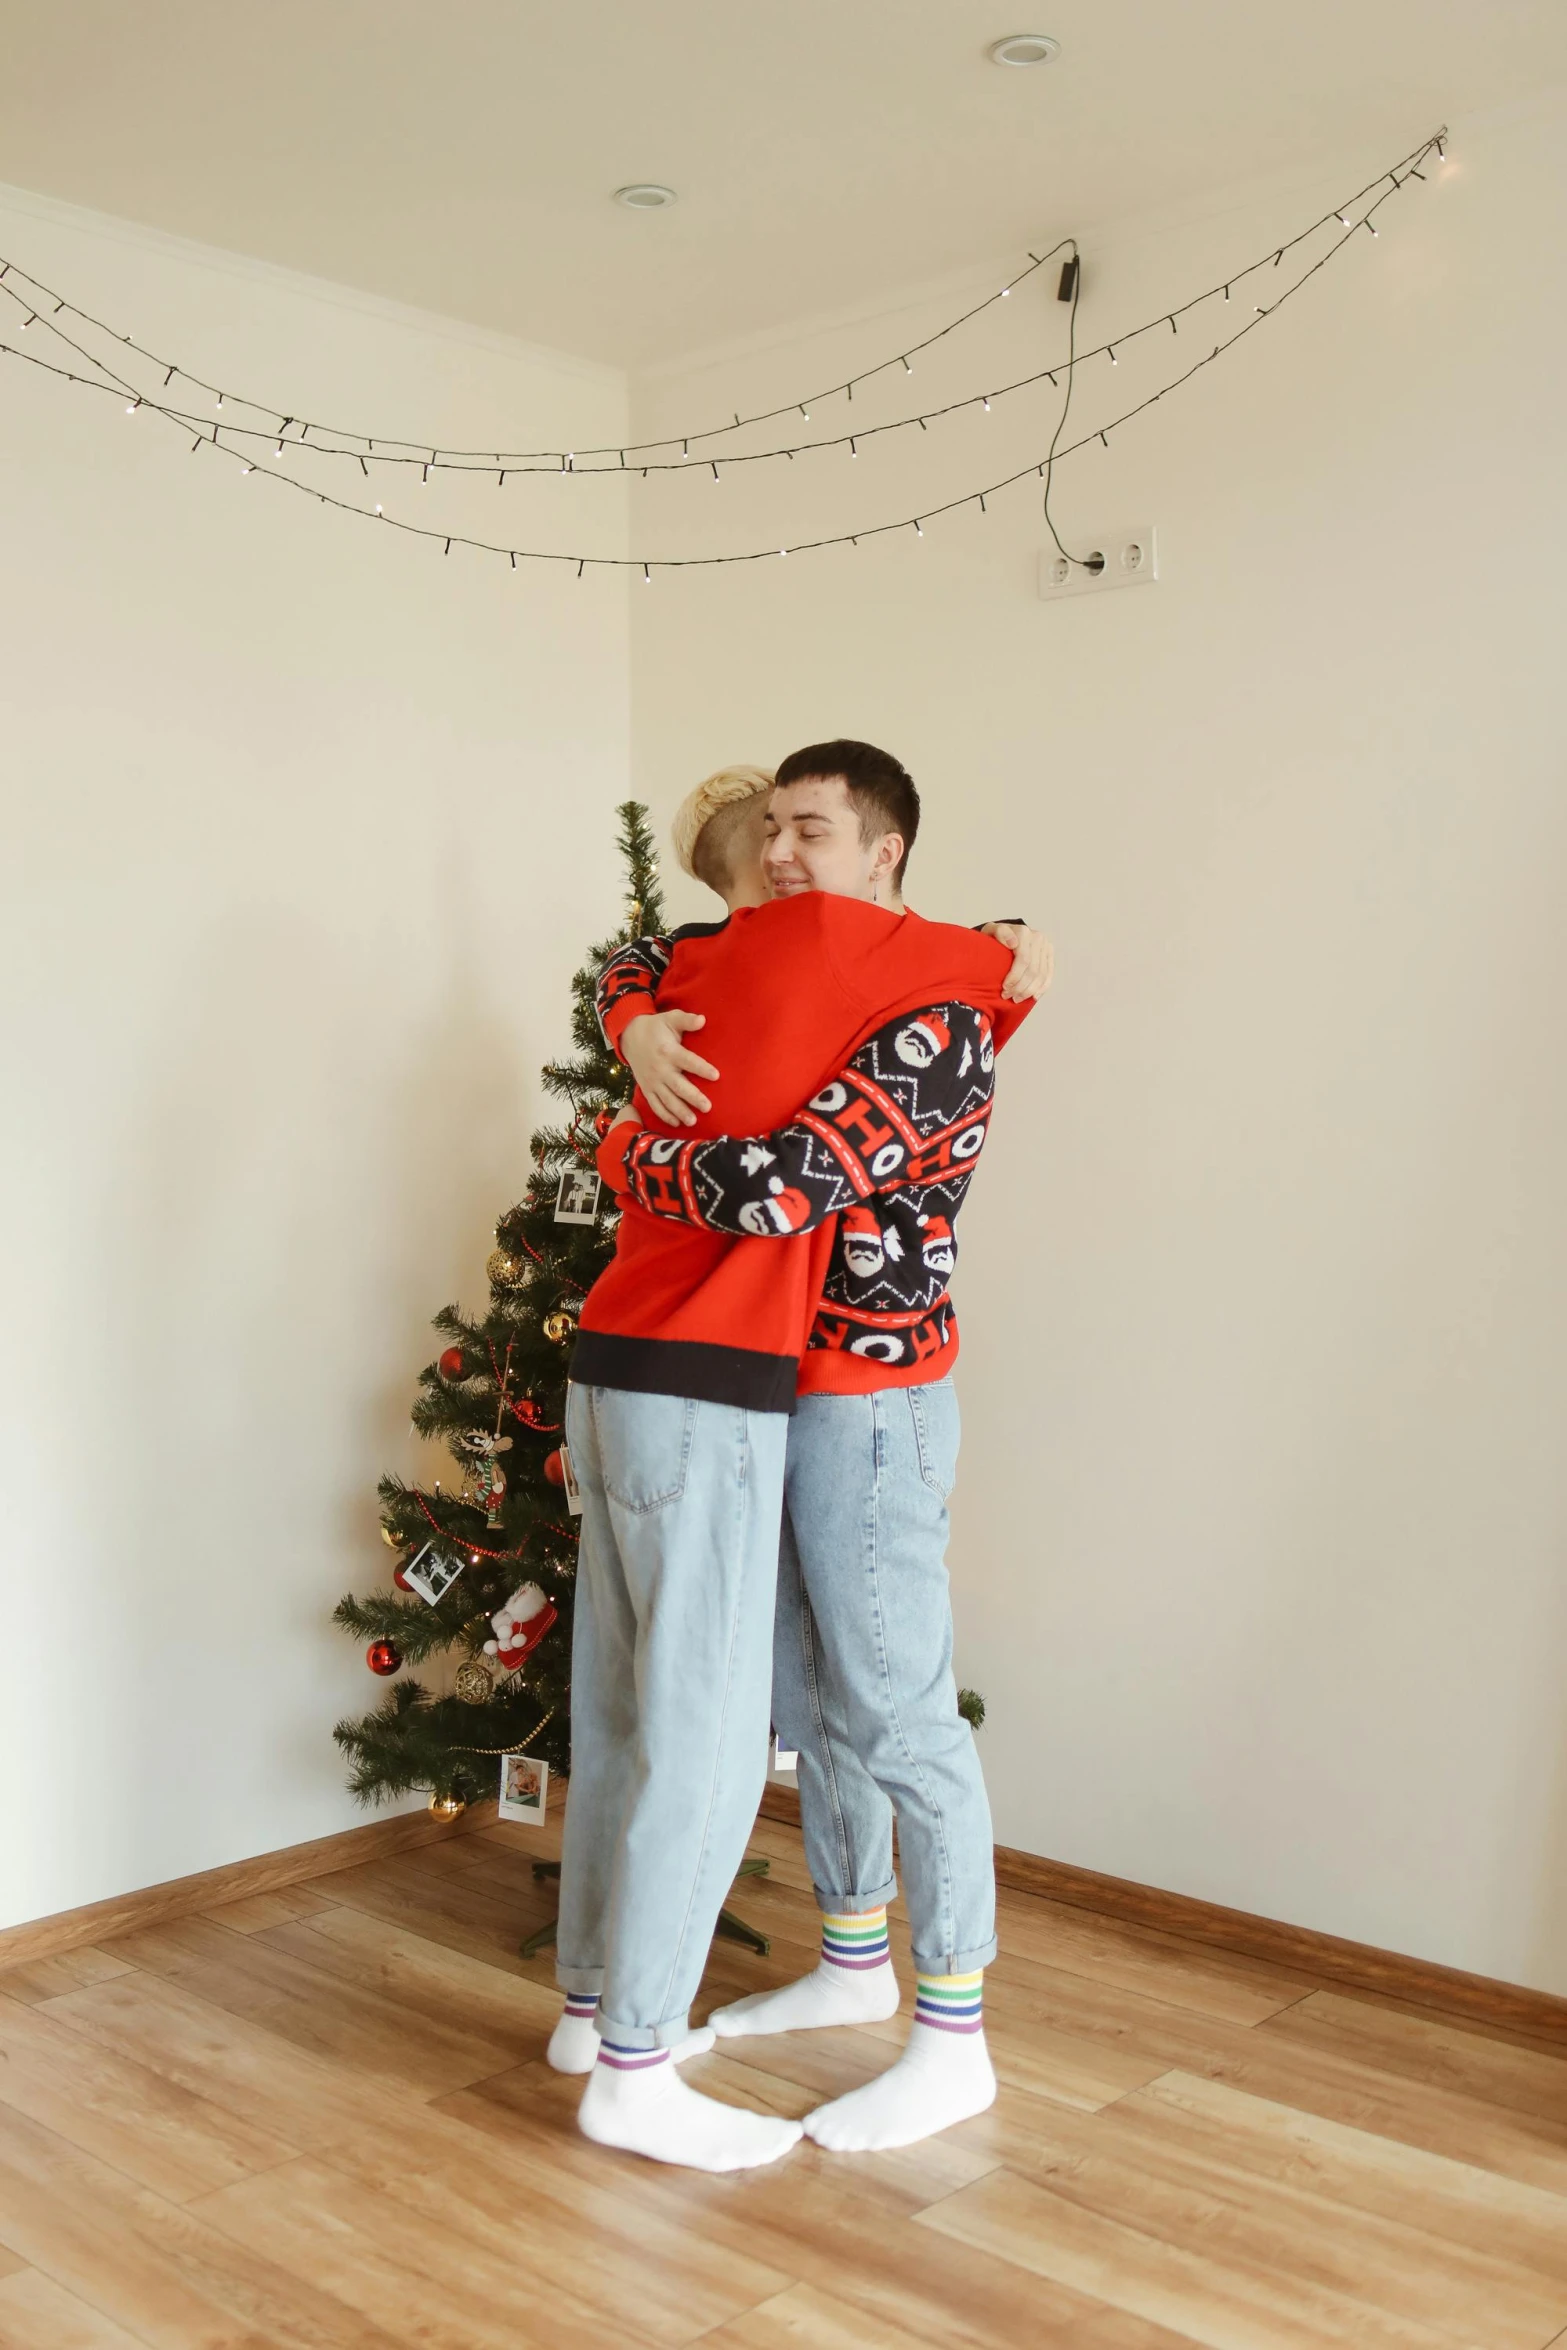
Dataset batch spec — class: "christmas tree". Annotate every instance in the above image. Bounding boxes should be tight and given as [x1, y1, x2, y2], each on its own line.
[333, 801, 665, 1816]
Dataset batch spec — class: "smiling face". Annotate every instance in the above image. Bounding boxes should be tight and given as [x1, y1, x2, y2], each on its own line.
[762, 774, 904, 903]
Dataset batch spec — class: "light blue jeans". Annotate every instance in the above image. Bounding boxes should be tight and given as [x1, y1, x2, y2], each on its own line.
[556, 1383, 788, 2048]
[774, 1380, 998, 1976]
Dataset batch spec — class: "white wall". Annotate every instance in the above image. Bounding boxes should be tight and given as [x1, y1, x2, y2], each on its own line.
[628, 98, 1567, 1993]
[0, 190, 631, 1930]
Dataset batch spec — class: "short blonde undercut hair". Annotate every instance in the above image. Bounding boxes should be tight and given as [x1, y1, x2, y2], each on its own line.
[670, 765, 774, 891]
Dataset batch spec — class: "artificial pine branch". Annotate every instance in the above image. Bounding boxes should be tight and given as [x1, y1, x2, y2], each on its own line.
[333, 803, 667, 1808]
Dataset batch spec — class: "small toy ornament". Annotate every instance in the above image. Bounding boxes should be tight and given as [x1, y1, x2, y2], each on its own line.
[454, 1430, 513, 1529]
[483, 1583, 559, 1674]
[437, 1346, 465, 1380]
[366, 1639, 402, 1676]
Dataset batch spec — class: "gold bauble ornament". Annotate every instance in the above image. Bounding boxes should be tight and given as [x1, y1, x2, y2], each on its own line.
[453, 1658, 495, 1705]
[542, 1310, 575, 1344]
[380, 1524, 399, 1548]
[487, 1247, 526, 1290]
[428, 1792, 466, 1822]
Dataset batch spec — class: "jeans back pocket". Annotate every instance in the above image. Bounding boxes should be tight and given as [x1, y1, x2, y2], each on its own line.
[592, 1388, 699, 1513]
[907, 1380, 961, 1500]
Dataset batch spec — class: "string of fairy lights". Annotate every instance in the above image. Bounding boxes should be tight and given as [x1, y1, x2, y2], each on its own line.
[0, 129, 1444, 576]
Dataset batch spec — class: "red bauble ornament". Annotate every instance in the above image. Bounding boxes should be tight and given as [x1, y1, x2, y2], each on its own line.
[437, 1346, 464, 1380]
[513, 1396, 545, 1429]
[594, 1107, 613, 1138]
[392, 1564, 412, 1592]
[366, 1639, 403, 1676]
[543, 1448, 566, 1487]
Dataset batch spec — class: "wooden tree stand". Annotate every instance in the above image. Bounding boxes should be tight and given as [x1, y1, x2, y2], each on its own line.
[518, 1857, 772, 1961]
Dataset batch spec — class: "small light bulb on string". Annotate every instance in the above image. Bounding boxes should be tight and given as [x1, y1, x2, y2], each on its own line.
[21, 313, 35, 328]
[1436, 133, 1446, 159]
[849, 437, 857, 456]
[914, 518, 924, 537]
[800, 405, 809, 421]
[643, 563, 651, 584]
[1366, 220, 1379, 237]
[374, 500, 383, 514]
[902, 356, 913, 373]
[1223, 285, 1231, 302]
[982, 396, 992, 412]
[273, 439, 284, 456]
[215, 392, 223, 408]
[1108, 345, 1118, 365]
[1001, 285, 1011, 298]
[1336, 212, 1350, 226]
[680, 439, 689, 460]
[421, 463, 430, 483]
[242, 462, 254, 474]
[710, 460, 719, 480]
[125, 397, 141, 414]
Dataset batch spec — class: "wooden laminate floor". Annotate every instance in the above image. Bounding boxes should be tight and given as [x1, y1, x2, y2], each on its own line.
[2, 1813, 1566, 2349]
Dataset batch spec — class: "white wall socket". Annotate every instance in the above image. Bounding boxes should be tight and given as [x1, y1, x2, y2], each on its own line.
[1039, 525, 1159, 600]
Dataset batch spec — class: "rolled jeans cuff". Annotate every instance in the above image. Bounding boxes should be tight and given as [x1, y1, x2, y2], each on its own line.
[911, 1933, 999, 1977]
[813, 1876, 898, 1917]
[595, 2007, 694, 2051]
[554, 1962, 605, 1997]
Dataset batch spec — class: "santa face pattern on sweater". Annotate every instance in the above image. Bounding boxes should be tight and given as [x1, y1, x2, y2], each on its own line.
[613, 999, 997, 1371]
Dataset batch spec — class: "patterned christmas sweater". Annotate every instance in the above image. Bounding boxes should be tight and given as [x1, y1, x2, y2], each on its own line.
[595, 927, 1022, 1396]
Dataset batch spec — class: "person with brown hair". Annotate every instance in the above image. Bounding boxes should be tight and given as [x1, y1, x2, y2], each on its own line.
[583, 742, 1048, 2153]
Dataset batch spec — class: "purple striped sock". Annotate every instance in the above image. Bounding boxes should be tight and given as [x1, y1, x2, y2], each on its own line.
[563, 1991, 599, 2020]
[596, 2040, 673, 2073]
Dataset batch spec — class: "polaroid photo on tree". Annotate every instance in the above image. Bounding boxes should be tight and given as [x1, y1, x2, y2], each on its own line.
[498, 1752, 549, 1824]
[401, 1543, 465, 1606]
[558, 1443, 583, 1516]
[554, 1167, 601, 1225]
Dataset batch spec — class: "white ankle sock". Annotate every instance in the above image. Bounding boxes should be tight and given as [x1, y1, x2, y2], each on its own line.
[578, 2044, 803, 2173]
[547, 1994, 715, 2075]
[805, 1971, 996, 2151]
[708, 1907, 902, 2040]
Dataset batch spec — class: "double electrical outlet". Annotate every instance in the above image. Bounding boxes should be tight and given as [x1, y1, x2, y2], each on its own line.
[1039, 525, 1159, 600]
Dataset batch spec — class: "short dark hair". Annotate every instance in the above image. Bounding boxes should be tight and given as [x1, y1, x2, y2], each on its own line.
[772, 738, 921, 886]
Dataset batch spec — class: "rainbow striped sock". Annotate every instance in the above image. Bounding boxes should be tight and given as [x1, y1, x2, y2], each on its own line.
[820, 1907, 891, 1972]
[914, 1969, 985, 2035]
[563, 1991, 599, 2022]
[595, 2039, 672, 2073]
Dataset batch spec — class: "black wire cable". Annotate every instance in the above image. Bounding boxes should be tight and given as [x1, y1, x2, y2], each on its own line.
[0, 142, 1439, 573]
[1040, 240, 1086, 567]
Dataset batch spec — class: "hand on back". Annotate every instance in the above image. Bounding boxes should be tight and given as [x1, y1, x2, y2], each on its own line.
[620, 1010, 721, 1128]
[979, 922, 1054, 1003]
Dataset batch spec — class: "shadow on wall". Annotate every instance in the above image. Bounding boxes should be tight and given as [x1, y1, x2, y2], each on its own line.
[92, 898, 537, 1877]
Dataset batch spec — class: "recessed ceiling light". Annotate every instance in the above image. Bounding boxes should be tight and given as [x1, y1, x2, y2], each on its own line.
[989, 31, 1060, 66]
[614, 183, 677, 210]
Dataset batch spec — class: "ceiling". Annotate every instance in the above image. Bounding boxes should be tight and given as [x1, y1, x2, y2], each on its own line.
[0, 1, 1560, 371]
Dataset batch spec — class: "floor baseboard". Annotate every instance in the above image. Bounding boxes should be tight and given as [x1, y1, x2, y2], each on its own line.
[756, 1782, 1567, 2047]
[0, 1801, 488, 1969]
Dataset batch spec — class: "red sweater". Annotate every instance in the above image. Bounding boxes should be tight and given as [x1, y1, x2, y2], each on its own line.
[572, 894, 1025, 1411]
